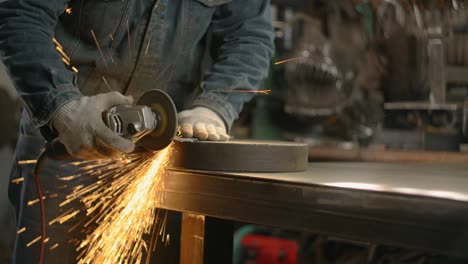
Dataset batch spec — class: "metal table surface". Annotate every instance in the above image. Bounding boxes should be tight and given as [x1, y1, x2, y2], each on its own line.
[225, 162, 468, 202]
[160, 162, 468, 261]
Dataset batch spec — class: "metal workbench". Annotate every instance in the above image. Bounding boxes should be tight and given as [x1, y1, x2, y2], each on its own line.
[155, 163, 468, 263]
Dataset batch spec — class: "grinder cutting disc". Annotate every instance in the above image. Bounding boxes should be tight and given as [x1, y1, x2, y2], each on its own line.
[137, 89, 177, 151]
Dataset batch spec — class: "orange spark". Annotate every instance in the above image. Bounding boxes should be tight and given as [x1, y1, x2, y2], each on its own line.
[26, 236, 42, 247]
[52, 38, 63, 49]
[165, 234, 170, 247]
[101, 76, 113, 91]
[65, 8, 72, 15]
[49, 208, 74, 226]
[27, 196, 46, 206]
[16, 227, 26, 235]
[217, 89, 271, 95]
[11, 177, 24, 184]
[109, 52, 116, 63]
[59, 175, 80, 181]
[76, 146, 173, 263]
[62, 57, 71, 66]
[56, 46, 71, 62]
[274, 57, 300, 65]
[145, 33, 152, 55]
[90, 29, 108, 67]
[58, 210, 80, 224]
[18, 160, 36, 165]
[50, 243, 59, 250]
[49, 151, 171, 262]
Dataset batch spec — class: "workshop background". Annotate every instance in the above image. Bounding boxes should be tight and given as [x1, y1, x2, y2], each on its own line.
[2, 0, 468, 263]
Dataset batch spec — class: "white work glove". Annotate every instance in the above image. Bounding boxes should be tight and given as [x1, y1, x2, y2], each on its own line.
[178, 107, 230, 141]
[52, 92, 135, 160]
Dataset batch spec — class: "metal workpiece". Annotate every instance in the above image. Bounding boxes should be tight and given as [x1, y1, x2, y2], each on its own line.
[161, 163, 468, 259]
[172, 140, 308, 172]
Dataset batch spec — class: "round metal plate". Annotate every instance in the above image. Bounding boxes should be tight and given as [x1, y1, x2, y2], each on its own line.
[173, 140, 308, 172]
[137, 89, 177, 151]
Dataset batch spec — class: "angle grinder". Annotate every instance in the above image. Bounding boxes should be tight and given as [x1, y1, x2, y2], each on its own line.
[46, 89, 178, 159]
[32, 89, 177, 264]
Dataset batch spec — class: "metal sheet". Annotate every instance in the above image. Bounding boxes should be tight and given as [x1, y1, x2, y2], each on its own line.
[214, 162, 468, 202]
[160, 163, 468, 258]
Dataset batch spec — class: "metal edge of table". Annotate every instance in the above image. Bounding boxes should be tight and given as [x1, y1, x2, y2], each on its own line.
[160, 168, 468, 259]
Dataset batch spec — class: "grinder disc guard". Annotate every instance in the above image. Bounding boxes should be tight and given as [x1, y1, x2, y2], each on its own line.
[137, 90, 177, 151]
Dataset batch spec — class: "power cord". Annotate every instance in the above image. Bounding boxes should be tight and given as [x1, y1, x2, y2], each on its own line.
[34, 149, 48, 264]
[33, 140, 73, 264]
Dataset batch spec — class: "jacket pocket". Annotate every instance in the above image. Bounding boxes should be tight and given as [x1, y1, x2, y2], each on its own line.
[196, 0, 232, 7]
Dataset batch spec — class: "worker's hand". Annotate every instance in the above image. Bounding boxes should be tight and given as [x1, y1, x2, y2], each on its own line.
[178, 107, 229, 141]
[51, 92, 135, 160]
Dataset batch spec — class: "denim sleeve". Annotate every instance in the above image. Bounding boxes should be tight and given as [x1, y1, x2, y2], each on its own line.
[0, 0, 81, 128]
[191, 0, 274, 131]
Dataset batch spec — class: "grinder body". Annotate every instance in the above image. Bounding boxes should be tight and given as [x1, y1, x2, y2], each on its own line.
[104, 105, 159, 143]
[47, 89, 177, 160]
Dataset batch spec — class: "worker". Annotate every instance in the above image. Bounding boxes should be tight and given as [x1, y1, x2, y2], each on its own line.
[0, 0, 274, 262]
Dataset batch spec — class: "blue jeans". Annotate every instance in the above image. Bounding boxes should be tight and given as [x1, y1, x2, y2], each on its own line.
[9, 112, 91, 264]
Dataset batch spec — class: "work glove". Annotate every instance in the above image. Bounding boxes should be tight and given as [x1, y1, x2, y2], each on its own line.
[51, 92, 135, 160]
[178, 107, 230, 141]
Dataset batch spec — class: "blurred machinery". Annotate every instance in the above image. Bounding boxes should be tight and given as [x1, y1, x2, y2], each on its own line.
[258, 0, 468, 153]
[256, 0, 373, 146]
[283, 12, 373, 143]
[240, 2, 468, 264]
[372, 0, 468, 151]
[284, 15, 342, 117]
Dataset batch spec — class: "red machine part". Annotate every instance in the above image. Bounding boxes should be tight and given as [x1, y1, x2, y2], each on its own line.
[241, 234, 298, 264]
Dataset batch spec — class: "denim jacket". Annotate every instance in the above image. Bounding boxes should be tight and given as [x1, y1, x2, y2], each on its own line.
[0, 0, 274, 135]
